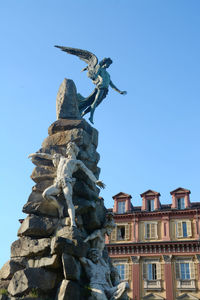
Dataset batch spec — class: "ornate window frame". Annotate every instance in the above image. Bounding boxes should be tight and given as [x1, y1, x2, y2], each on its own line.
[144, 221, 158, 240]
[175, 257, 196, 291]
[112, 258, 130, 281]
[143, 259, 161, 291]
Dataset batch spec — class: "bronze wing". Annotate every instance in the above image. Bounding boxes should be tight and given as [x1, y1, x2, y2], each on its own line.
[54, 46, 98, 70]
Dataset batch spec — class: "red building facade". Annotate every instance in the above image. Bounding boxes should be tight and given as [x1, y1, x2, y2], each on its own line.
[106, 188, 200, 300]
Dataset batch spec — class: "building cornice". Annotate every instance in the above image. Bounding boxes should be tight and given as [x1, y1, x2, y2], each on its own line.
[106, 240, 200, 256]
[113, 207, 200, 220]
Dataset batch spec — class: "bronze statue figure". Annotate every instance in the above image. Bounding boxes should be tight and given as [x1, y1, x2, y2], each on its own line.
[55, 46, 127, 124]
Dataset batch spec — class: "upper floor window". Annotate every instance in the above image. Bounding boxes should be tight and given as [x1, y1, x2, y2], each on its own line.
[176, 220, 192, 238]
[177, 197, 185, 209]
[110, 223, 131, 242]
[117, 225, 125, 240]
[118, 201, 126, 213]
[145, 222, 158, 239]
[147, 199, 155, 211]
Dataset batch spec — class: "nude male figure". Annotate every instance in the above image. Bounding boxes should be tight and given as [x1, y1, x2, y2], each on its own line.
[28, 142, 105, 227]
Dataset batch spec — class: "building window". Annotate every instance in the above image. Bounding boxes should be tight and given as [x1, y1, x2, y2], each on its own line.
[118, 201, 126, 213]
[180, 263, 190, 279]
[113, 260, 129, 281]
[176, 220, 192, 238]
[116, 264, 125, 280]
[145, 222, 158, 239]
[147, 199, 155, 211]
[176, 260, 195, 280]
[175, 259, 196, 290]
[177, 197, 185, 209]
[143, 260, 161, 290]
[148, 263, 157, 280]
[182, 222, 187, 237]
[117, 226, 125, 240]
[143, 261, 161, 280]
[110, 223, 131, 241]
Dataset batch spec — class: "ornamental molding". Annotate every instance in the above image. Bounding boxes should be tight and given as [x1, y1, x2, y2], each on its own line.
[143, 293, 165, 299]
[195, 254, 200, 262]
[176, 292, 198, 299]
[107, 240, 200, 256]
[162, 255, 172, 263]
[113, 208, 199, 220]
[131, 255, 140, 264]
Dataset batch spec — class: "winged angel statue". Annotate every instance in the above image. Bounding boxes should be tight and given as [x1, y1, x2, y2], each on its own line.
[55, 46, 127, 124]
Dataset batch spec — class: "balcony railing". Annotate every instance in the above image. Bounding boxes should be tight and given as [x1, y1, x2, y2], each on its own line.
[144, 280, 161, 290]
[177, 279, 196, 290]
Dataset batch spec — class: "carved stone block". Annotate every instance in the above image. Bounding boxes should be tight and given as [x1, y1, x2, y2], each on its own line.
[56, 79, 81, 120]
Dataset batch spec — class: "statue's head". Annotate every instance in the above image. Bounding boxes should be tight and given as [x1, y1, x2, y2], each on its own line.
[88, 248, 100, 263]
[66, 141, 79, 157]
[99, 57, 113, 69]
[104, 212, 116, 236]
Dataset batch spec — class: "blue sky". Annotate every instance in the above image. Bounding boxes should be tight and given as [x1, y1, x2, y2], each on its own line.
[0, 0, 200, 267]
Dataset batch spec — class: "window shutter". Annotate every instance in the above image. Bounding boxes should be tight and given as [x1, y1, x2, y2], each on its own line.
[145, 223, 150, 239]
[128, 264, 132, 281]
[110, 226, 117, 241]
[151, 223, 158, 239]
[143, 263, 147, 279]
[176, 222, 183, 238]
[189, 262, 195, 279]
[175, 263, 180, 279]
[125, 224, 130, 240]
[156, 263, 161, 280]
[125, 264, 129, 280]
[186, 221, 192, 237]
[145, 223, 147, 238]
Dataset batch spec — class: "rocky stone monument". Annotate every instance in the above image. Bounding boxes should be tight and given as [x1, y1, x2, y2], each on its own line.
[0, 47, 129, 300]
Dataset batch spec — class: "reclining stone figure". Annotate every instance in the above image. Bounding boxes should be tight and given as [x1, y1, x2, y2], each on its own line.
[79, 249, 129, 300]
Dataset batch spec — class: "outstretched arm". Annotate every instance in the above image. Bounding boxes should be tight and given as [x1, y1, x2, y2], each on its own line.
[84, 229, 101, 243]
[109, 80, 127, 95]
[28, 152, 53, 161]
[78, 160, 105, 188]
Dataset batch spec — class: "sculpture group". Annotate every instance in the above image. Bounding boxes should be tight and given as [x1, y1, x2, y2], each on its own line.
[55, 46, 127, 124]
[0, 46, 129, 300]
[28, 138, 129, 299]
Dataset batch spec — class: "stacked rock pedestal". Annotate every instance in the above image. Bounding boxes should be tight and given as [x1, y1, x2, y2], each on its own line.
[0, 79, 128, 300]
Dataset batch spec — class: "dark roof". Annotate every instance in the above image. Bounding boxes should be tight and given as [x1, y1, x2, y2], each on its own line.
[140, 189, 161, 197]
[112, 192, 132, 199]
[107, 202, 200, 213]
[170, 187, 191, 195]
